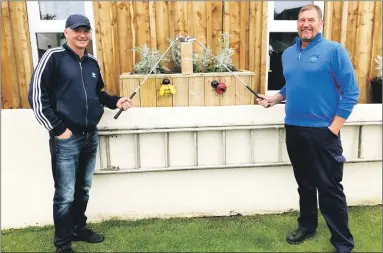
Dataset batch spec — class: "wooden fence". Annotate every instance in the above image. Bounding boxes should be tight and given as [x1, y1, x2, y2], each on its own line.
[1, 1, 33, 109]
[1, 1, 382, 109]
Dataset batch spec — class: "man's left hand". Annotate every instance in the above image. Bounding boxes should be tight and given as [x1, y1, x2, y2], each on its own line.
[328, 125, 339, 136]
[116, 97, 133, 111]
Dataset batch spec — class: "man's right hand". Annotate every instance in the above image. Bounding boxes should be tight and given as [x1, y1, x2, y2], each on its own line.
[57, 128, 72, 140]
[257, 94, 275, 108]
[256, 93, 284, 108]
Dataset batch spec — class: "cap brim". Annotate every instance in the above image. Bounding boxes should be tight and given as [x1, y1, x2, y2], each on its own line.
[68, 23, 92, 29]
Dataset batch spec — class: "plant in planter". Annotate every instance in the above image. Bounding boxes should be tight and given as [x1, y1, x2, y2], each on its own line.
[167, 33, 238, 74]
[131, 44, 171, 74]
[206, 33, 237, 72]
[120, 33, 255, 107]
[369, 55, 382, 103]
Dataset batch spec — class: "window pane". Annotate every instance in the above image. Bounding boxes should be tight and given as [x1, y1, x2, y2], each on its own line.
[268, 32, 297, 91]
[274, 1, 312, 20]
[36, 33, 93, 60]
[39, 1, 85, 20]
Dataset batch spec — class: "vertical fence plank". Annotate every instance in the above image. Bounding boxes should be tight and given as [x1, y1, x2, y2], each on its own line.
[93, 2, 105, 75]
[223, 1, 240, 69]
[340, 1, 349, 46]
[133, 1, 151, 61]
[111, 2, 121, 95]
[345, 1, 359, 66]
[260, 1, 268, 95]
[168, 1, 176, 39]
[253, 2, 263, 94]
[353, 2, 375, 103]
[9, 2, 32, 108]
[98, 2, 118, 95]
[1, 2, 20, 108]
[116, 2, 134, 74]
[248, 2, 256, 72]
[155, 1, 171, 69]
[240, 1, 249, 70]
[173, 1, 187, 37]
[323, 1, 333, 40]
[330, 1, 343, 43]
[149, 1, 157, 50]
[206, 1, 213, 53]
[211, 1, 223, 56]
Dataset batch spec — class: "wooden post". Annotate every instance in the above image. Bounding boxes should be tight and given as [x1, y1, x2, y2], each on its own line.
[181, 42, 193, 74]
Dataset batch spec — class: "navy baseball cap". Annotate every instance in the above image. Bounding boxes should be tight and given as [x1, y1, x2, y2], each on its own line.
[65, 14, 91, 29]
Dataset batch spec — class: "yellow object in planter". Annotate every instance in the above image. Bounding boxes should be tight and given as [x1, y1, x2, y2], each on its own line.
[159, 78, 176, 96]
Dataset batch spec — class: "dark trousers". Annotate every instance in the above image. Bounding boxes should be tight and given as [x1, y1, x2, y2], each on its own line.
[285, 125, 354, 252]
[49, 131, 98, 248]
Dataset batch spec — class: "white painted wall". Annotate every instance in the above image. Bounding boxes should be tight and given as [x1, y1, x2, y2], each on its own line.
[1, 104, 382, 229]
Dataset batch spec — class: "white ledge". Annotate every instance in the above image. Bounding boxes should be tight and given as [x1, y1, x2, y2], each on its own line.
[97, 104, 382, 130]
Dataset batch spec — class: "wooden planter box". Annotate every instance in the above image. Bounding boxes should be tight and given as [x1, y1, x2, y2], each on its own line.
[119, 71, 257, 107]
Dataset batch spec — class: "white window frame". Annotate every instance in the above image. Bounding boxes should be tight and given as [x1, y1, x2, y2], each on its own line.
[26, 1, 97, 69]
[265, 1, 325, 96]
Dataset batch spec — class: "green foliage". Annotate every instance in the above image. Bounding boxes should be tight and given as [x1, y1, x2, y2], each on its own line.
[207, 33, 237, 72]
[135, 33, 237, 74]
[132, 45, 170, 74]
[167, 38, 182, 72]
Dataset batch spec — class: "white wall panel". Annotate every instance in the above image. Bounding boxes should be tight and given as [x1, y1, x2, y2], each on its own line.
[97, 136, 108, 170]
[280, 128, 290, 162]
[253, 128, 280, 163]
[197, 131, 224, 166]
[169, 132, 195, 167]
[341, 126, 359, 160]
[360, 125, 382, 160]
[109, 135, 136, 169]
[225, 130, 252, 164]
[139, 133, 166, 168]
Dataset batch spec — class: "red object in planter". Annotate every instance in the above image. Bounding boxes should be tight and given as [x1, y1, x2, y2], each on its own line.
[215, 82, 227, 94]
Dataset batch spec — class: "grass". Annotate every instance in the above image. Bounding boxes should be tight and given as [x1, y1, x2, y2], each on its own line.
[1, 205, 382, 252]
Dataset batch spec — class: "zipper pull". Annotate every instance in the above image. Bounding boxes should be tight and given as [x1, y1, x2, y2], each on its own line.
[299, 53, 301, 59]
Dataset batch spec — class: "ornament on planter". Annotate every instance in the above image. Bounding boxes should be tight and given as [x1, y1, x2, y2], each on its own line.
[211, 80, 219, 89]
[215, 82, 227, 94]
[159, 78, 176, 96]
[211, 80, 227, 94]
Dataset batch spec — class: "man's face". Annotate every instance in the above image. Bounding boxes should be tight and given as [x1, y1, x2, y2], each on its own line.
[297, 9, 323, 42]
[64, 26, 91, 49]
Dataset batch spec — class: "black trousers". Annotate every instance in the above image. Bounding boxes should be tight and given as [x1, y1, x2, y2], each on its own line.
[285, 124, 354, 252]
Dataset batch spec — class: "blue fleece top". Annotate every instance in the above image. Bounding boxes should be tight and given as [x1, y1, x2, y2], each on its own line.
[279, 33, 359, 127]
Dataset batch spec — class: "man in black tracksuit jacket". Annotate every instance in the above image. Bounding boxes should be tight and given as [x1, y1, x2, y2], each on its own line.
[28, 14, 132, 253]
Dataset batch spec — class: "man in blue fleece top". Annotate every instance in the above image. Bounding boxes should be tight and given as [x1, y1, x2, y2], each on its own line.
[257, 4, 359, 253]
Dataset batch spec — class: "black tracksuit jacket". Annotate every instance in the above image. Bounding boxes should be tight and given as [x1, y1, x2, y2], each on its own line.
[28, 43, 120, 136]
